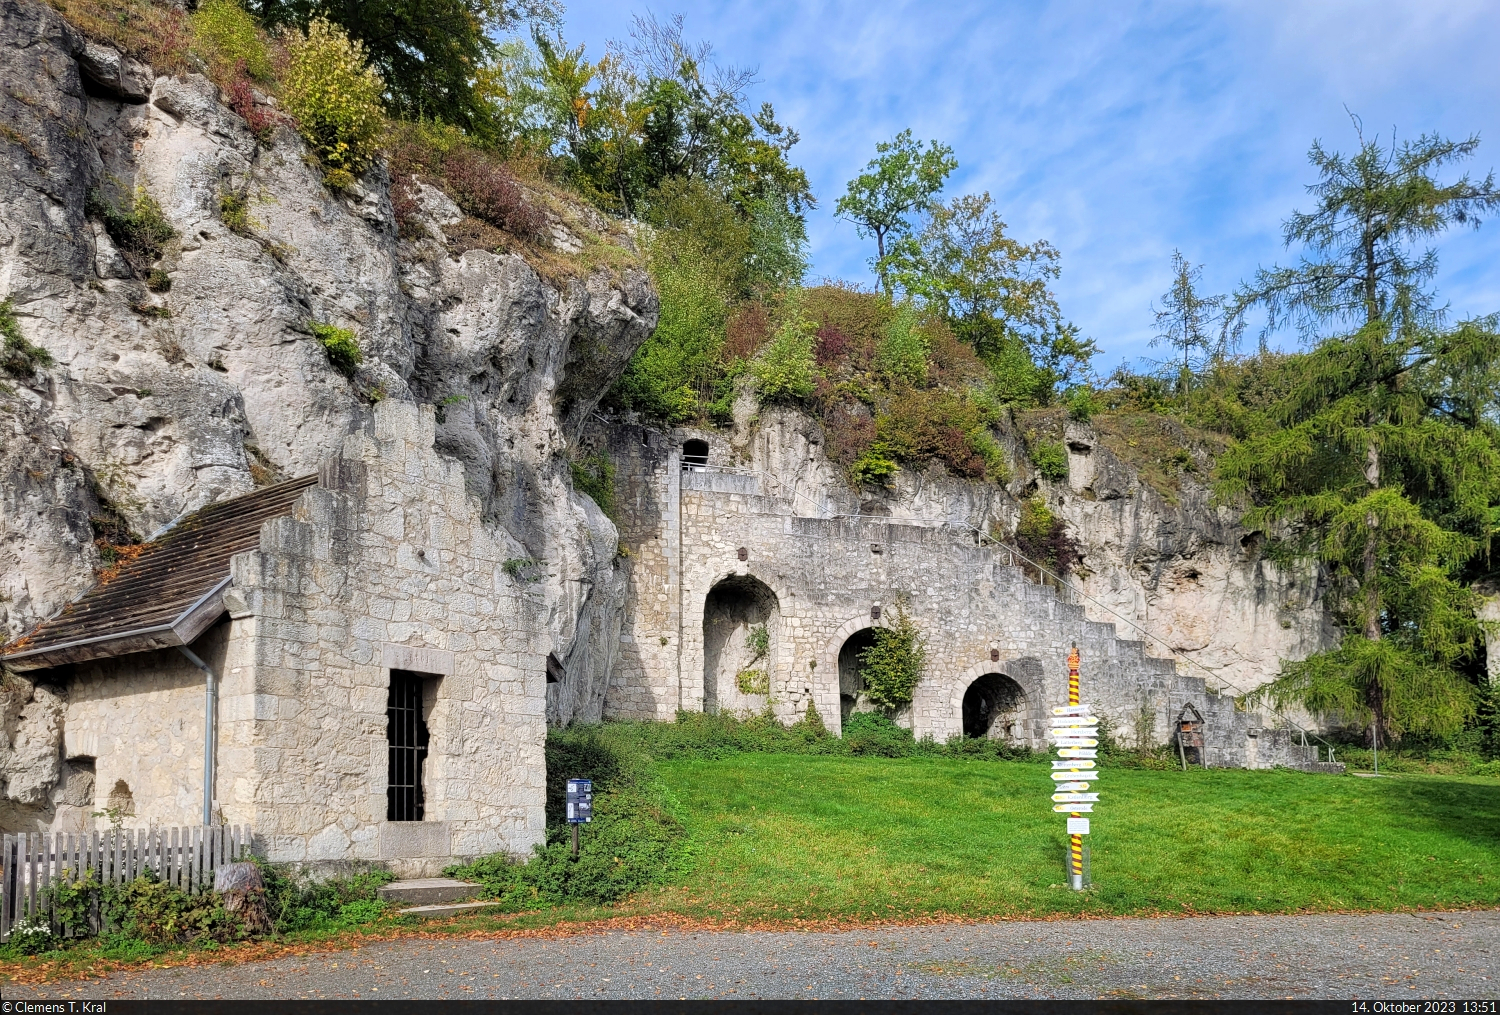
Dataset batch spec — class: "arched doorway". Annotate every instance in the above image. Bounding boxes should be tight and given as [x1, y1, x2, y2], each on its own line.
[837, 627, 878, 722]
[682, 439, 709, 469]
[702, 575, 779, 712]
[962, 672, 1026, 740]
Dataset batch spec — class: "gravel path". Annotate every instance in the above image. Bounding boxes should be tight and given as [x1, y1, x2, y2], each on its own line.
[9, 911, 1498, 1001]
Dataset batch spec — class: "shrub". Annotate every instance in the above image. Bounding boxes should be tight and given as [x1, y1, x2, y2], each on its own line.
[842, 710, 916, 757]
[736, 669, 769, 694]
[220, 189, 253, 234]
[746, 624, 770, 660]
[226, 72, 279, 143]
[1031, 439, 1068, 481]
[1012, 498, 1082, 579]
[752, 309, 816, 405]
[1066, 386, 1099, 422]
[851, 446, 900, 485]
[609, 240, 730, 424]
[191, 0, 273, 81]
[442, 147, 546, 241]
[570, 452, 616, 520]
[255, 862, 395, 932]
[88, 187, 176, 275]
[282, 19, 384, 186]
[0, 298, 52, 377]
[448, 724, 690, 908]
[875, 307, 929, 386]
[102, 872, 239, 945]
[1, 917, 54, 956]
[309, 321, 361, 378]
[876, 390, 1002, 480]
[859, 598, 926, 712]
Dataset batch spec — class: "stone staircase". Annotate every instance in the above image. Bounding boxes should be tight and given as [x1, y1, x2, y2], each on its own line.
[378, 878, 503, 918]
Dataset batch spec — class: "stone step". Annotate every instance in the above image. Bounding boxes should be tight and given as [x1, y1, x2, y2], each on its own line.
[398, 900, 504, 919]
[377, 877, 479, 907]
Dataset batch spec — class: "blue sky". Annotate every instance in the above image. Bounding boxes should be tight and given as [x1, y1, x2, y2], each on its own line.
[553, 1, 1500, 370]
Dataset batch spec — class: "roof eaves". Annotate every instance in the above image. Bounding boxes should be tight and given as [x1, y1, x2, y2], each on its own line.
[3, 576, 233, 672]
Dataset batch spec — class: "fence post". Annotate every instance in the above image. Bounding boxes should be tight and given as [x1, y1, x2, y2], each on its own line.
[2, 834, 12, 940]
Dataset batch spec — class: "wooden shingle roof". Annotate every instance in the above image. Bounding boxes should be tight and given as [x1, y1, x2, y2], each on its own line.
[2, 475, 317, 671]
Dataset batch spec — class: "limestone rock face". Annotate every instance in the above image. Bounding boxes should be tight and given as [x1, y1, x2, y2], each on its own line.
[0, 0, 654, 737]
[693, 409, 1333, 696]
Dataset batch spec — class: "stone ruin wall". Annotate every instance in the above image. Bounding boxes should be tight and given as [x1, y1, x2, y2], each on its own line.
[588, 415, 1330, 768]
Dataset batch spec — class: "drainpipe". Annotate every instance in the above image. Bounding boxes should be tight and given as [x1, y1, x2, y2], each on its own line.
[178, 646, 216, 826]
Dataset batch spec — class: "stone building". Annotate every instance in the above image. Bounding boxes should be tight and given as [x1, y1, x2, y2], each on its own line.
[597, 419, 1327, 770]
[3, 402, 549, 873]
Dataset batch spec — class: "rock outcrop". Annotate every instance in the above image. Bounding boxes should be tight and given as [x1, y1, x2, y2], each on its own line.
[0, 0, 656, 816]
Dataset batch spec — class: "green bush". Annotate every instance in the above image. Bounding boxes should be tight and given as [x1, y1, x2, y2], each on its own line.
[103, 872, 239, 945]
[1066, 386, 1098, 422]
[282, 18, 385, 186]
[609, 240, 730, 424]
[751, 308, 817, 405]
[1031, 439, 1068, 481]
[192, 0, 273, 81]
[309, 321, 362, 378]
[0, 297, 52, 377]
[87, 187, 176, 274]
[569, 452, 616, 520]
[447, 723, 691, 909]
[858, 599, 927, 712]
[875, 307, 929, 386]
[255, 862, 395, 933]
[842, 710, 916, 757]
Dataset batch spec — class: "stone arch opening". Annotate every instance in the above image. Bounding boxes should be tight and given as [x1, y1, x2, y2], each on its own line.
[682, 439, 710, 469]
[837, 627, 878, 722]
[962, 672, 1027, 740]
[702, 575, 779, 713]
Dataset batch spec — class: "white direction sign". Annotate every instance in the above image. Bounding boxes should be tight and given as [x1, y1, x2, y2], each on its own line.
[1054, 802, 1094, 812]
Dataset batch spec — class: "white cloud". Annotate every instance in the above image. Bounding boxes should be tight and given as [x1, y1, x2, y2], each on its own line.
[561, 0, 1500, 362]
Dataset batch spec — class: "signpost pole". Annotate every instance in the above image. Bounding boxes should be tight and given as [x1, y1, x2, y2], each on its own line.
[1066, 645, 1084, 892]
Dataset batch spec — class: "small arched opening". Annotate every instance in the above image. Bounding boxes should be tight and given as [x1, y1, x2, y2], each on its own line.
[702, 574, 779, 712]
[962, 672, 1027, 740]
[837, 627, 878, 722]
[682, 439, 710, 470]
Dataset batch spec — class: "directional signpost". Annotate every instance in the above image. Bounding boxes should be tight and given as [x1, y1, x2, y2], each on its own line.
[1048, 645, 1097, 890]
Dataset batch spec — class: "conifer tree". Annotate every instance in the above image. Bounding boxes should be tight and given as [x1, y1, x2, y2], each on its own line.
[1221, 121, 1500, 748]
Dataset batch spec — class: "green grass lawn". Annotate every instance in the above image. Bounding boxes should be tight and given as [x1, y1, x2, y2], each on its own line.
[642, 755, 1500, 921]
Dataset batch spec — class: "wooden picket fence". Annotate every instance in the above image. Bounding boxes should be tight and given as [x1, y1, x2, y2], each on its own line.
[0, 825, 253, 941]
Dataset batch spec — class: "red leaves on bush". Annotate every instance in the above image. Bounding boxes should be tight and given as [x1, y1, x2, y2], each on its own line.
[723, 303, 772, 363]
[441, 148, 547, 242]
[814, 325, 850, 367]
[227, 63, 278, 143]
[822, 404, 876, 468]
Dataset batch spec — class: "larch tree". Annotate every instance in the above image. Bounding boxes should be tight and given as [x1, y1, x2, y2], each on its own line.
[1151, 250, 1225, 382]
[1220, 120, 1500, 749]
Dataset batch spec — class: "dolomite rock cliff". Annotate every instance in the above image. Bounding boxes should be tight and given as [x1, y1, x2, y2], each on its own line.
[0, 0, 655, 820]
[661, 408, 1334, 698]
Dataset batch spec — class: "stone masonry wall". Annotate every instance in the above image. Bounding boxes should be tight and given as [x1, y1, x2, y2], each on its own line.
[591, 417, 1296, 766]
[61, 622, 232, 832]
[221, 400, 547, 874]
